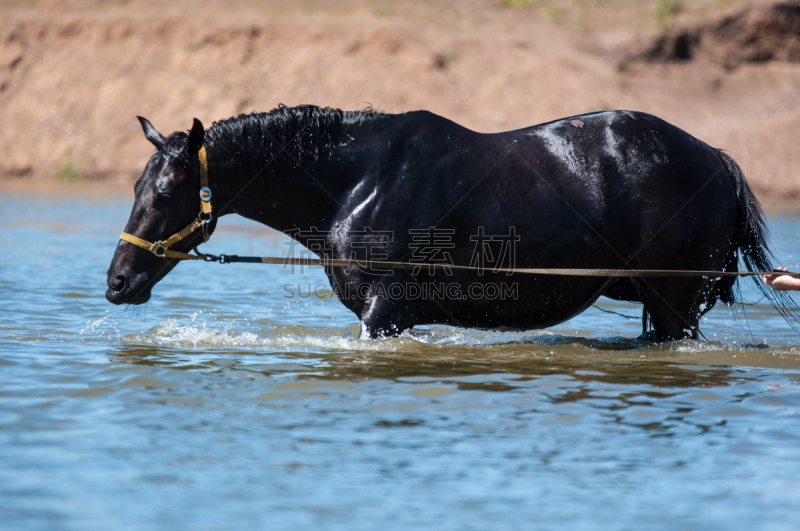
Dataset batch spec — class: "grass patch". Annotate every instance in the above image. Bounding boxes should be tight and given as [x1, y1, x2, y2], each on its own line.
[543, 3, 566, 24]
[57, 162, 82, 183]
[497, 0, 535, 9]
[655, 0, 681, 31]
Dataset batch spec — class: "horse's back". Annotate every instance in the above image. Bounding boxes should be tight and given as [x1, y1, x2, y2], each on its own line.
[488, 110, 737, 240]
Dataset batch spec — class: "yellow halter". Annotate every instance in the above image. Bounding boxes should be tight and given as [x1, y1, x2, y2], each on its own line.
[119, 146, 213, 261]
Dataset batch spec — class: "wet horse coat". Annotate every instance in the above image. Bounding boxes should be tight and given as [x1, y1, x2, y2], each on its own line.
[106, 105, 782, 340]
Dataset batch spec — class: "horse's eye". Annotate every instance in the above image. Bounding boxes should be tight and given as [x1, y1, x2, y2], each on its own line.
[157, 193, 171, 203]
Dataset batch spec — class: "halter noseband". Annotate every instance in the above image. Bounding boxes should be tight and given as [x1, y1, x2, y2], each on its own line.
[119, 146, 214, 261]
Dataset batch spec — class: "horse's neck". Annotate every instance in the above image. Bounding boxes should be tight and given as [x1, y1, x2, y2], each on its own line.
[208, 119, 379, 236]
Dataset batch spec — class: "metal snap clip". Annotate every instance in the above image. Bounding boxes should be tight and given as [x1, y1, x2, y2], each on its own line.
[199, 217, 211, 240]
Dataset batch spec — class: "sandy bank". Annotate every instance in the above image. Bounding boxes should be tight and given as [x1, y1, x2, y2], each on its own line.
[1, 0, 798, 205]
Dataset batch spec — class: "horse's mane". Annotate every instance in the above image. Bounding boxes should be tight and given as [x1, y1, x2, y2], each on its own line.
[204, 104, 386, 175]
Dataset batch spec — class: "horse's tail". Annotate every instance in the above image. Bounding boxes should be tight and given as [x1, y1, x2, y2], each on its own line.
[714, 148, 798, 327]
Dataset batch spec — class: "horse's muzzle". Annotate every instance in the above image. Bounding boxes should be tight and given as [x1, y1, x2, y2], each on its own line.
[105, 269, 152, 305]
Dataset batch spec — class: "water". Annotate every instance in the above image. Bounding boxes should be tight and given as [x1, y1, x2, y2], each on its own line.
[3, 188, 800, 530]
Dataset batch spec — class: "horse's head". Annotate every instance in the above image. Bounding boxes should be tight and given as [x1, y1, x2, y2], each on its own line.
[106, 117, 215, 305]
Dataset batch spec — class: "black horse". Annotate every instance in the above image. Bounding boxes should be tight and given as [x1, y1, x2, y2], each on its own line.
[106, 105, 789, 340]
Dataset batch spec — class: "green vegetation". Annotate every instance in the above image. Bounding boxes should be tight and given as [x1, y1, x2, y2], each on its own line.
[655, 0, 681, 31]
[543, 3, 566, 24]
[57, 162, 81, 183]
[497, 0, 535, 9]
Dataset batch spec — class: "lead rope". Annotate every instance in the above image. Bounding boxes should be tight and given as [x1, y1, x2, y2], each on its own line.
[118, 146, 799, 279]
[197, 255, 800, 279]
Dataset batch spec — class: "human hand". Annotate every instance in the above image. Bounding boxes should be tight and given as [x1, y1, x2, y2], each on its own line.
[764, 267, 800, 291]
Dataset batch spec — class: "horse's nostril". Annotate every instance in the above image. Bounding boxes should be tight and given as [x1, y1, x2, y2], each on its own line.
[109, 275, 126, 292]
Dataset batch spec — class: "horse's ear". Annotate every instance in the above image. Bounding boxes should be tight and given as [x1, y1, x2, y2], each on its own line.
[187, 118, 205, 155]
[137, 116, 165, 149]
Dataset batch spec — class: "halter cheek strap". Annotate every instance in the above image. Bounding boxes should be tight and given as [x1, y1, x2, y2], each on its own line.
[198, 145, 212, 216]
[119, 146, 214, 261]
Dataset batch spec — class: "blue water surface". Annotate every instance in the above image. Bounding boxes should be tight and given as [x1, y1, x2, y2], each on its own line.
[2, 188, 800, 530]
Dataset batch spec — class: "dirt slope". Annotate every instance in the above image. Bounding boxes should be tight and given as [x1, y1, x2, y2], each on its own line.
[628, 1, 800, 68]
[1, 0, 798, 205]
